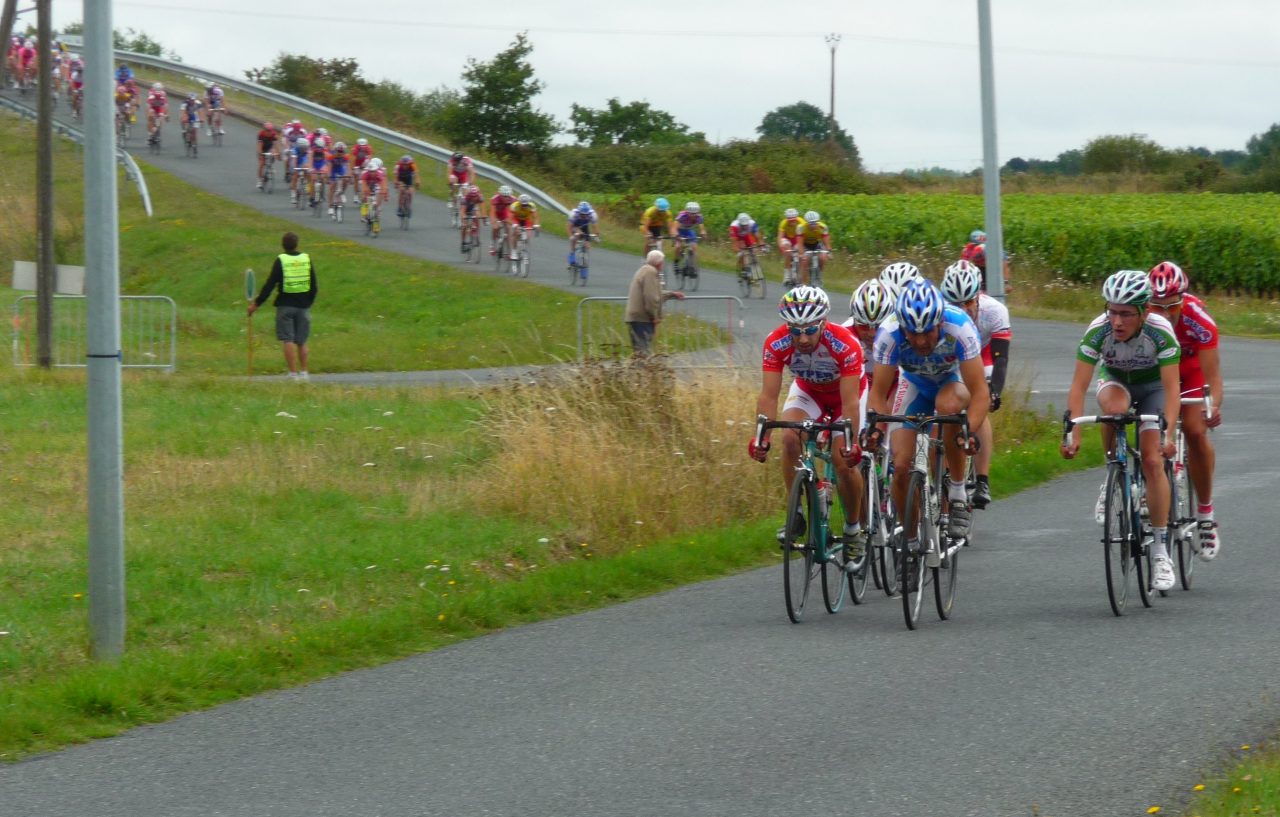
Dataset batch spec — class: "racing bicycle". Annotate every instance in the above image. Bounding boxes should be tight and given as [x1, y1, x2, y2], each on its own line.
[568, 232, 597, 286]
[673, 236, 700, 291]
[737, 245, 767, 299]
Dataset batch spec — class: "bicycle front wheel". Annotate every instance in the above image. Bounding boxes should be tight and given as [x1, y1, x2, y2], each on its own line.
[935, 498, 959, 621]
[1172, 454, 1196, 590]
[783, 472, 816, 623]
[751, 259, 767, 299]
[900, 471, 929, 630]
[688, 254, 700, 292]
[1102, 464, 1132, 616]
[738, 268, 751, 298]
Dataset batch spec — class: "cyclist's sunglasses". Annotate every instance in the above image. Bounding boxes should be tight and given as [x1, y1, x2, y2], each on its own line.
[1149, 298, 1184, 311]
[788, 324, 823, 337]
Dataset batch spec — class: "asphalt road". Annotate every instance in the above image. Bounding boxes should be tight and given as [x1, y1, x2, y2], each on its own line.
[4, 94, 1280, 817]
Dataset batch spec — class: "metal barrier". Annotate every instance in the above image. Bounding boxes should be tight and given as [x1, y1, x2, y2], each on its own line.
[111, 50, 568, 217]
[576, 295, 747, 366]
[12, 295, 177, 371]
[0, 94, 154, 217]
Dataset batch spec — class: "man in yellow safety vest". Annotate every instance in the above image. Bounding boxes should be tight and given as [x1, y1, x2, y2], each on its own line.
[248, 232, 318, 381]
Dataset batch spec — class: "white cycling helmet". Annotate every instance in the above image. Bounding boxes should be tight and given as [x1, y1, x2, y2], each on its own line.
[685, 201, 700, 214]
[498, 185, 513, 196]
[518, 193, 531, 204]
[784, 207, 799, 219]
[1101, 270, 1152, 307]
[369, 157, 383, 171]
[356, 138, 368, 146]
[779, 286, 830, 326]
[804, 210, 820, 224]
[317, 127, 328, 136]
[941, 260, 982, 304]
[849, 279, 893, 326]
[736, 213, 752, 226]
[879, 262, 922, 300]
[152, 82, 163, 91]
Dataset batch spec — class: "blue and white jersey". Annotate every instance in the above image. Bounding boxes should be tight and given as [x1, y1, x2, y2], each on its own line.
[569, 209, 598, 229]
[873, 304, 982, 385]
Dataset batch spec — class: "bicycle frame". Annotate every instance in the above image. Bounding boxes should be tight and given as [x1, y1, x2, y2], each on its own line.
[754, 415, 857, 623]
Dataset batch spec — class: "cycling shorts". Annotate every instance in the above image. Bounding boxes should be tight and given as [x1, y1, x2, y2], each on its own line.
[646, 226, 665, 239]
[782, 380, 863, 433]
[310, 157, 326, 171]
[1095, 377, 1164, 433]
[676, 228, 699, 241]
[396, 172, 414, 187]
[891, 371, 962, 430]
[329, 164, 347, 180]
[208, 99, 223, 110]
[513, 217, 535, 228]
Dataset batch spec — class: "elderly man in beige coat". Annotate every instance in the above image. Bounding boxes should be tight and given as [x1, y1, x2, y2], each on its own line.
[625, 250, 686, 356]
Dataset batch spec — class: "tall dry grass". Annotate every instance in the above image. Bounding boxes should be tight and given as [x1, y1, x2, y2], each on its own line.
[471, 360, 771, 555]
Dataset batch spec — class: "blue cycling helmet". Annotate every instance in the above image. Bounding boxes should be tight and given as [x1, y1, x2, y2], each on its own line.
[576, 201, 592, 213]
[655, 197, 670, 211]
[969, 229, 987, 244]
[896, 279, 946, 333]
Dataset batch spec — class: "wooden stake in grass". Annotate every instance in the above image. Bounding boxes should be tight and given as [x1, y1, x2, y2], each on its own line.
[244, 268, 256, 374]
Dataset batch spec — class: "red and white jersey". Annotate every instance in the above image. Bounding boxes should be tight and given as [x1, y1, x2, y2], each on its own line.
[309, 131, 333, 149]
[147, 89, 167, 109]
[449, 157, 473, 178]
[762, 321, 864, 397]
[973, 292, 1012, 365]
[1173, 293, 1218, 378]
[360, 168, 387, 191]
[283, 125, 307, 144]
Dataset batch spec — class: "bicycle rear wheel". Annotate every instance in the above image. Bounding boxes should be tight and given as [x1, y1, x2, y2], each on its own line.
[750, 259, 767, 299]
[1172, 452, 1196, 590]
[821, 534, 847, 615]
[738, 268, 751, 298]
[783, 472, 816, 623]
[934, 503, 959, 620]
[900, 471, 929, 630]
[688, 254, 700, 292]
[1102, 464, 1132, 616]
[1133, 468, 1154, 608]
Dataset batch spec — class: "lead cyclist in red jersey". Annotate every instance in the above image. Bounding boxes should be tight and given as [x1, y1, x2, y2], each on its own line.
[750, 286, 868, 559]
[1148, 261, 1224, 560]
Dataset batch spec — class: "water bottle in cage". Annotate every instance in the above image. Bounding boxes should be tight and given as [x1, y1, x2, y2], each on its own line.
[818, 479, 834, 518]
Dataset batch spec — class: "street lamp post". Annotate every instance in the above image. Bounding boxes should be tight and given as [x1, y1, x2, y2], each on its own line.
[825, 33, 840, 146]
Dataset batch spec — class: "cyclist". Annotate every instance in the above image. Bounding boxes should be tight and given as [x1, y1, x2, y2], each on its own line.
[282, 119, 308, 152]
[458, 183, 484, 251]
[179, 93, 204, 149]
[865, 279, 988, 545]
[305, 137, 329, 204]
[673, 202, 707, 271]
[327, 142, 350, 216]
[843, 279, 895, 421]
[360, 157, 389, 221]
[205, 83, 225, 136]
[961, 229, 986, 264]
[795, 210, 831, 285]
[350, 139, 373, 177]
[114, 63, 133, 85]
[1061, 270, 1181, 592]
[730, 213, 762, 277]
[1147, 261, 1224, 560]
[68, 54, 85, 118]
[488, 185, 517, 257]
[394, 155, 418, 218]
[256, 122, 280, 189]
[145, 82, 168, 144]
[750, 287, 869, 560]
[288, 138, 310, 202]
[969, 242, 1012, 293]
[16, 39, 36, 89]
[639, 197, 675, 255]
[776, 207, 804, 285]
[508, 194, 540, 259]
[447, 151, 473, 203]
[113, 79, 134, 125]
[879, 261, 922, 304]
[567, 201, 598, 267]
[941, 259, 1012, 509]
[309, 127, 332, 150]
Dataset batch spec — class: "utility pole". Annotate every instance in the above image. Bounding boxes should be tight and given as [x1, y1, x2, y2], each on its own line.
[825, 33, 841, 147]
[85, 0, 127, 660]
[0, 0, 17, 88]
[977, 0, 1006, 301]
[36, 0, 53, 367]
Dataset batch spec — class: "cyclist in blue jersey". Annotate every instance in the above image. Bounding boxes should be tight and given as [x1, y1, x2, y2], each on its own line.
[567, 201, 598, 266]
[865, 278, 990, 542]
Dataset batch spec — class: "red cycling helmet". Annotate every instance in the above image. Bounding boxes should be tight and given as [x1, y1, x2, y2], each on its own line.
[1148, 261, 1189, 299]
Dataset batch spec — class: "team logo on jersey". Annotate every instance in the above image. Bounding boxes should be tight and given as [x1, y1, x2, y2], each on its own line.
[1182, 316, 1213, 345]
[823, 330, 850, 354]
[769, 335, 793, 354]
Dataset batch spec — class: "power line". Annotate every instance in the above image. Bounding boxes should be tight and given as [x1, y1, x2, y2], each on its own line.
[111, 2, 1280, 69]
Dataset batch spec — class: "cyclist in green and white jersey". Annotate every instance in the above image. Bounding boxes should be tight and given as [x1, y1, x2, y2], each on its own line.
[1060, 270, 1182, 591]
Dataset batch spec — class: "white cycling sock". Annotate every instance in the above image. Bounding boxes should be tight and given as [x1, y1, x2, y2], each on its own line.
[1153, 528, 1170, 560]
[948, 479, 967, 503]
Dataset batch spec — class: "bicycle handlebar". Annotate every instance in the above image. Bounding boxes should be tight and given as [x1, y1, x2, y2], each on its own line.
[1061, 410, 1167, 448]
[754, 414, 854, 455]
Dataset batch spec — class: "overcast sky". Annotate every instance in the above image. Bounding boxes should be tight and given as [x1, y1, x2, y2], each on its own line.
[44, 0, 1280, 171]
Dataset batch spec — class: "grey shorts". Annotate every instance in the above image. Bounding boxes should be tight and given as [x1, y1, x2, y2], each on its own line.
[275, 305, 311, 345]
[1096, 377, 1164, 432]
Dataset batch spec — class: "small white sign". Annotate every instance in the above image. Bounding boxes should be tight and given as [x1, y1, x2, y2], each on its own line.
[11, 261, 86, 295]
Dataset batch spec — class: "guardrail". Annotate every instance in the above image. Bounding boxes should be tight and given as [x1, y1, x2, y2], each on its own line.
[12, 294, 177, 371]
[576, 295, 747, 367]
[0, 93, 153, 217]
[113, 49, 570, 217]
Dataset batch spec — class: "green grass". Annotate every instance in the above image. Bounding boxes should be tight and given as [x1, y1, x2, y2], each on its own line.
[1184, 740, 1280, 816]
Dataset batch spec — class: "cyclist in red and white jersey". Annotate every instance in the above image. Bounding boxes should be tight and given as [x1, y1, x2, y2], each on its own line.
[282, 119, 308, 148]
[1148, 261, 1224, 560]
[146, 82, 168, 143]
[488, 185, 516, 256]
[309, 127, 333, 149]
[750, 286, 868, 558]
[448, 151, 473, 188]
[941, 259, 1012, 508]
[351, 138, 374, 197]
[843, 278, 896, 422]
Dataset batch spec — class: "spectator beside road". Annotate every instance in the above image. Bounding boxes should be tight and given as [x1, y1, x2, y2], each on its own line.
[625, 250, 685, 357]
[248, 232, 318, 381]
